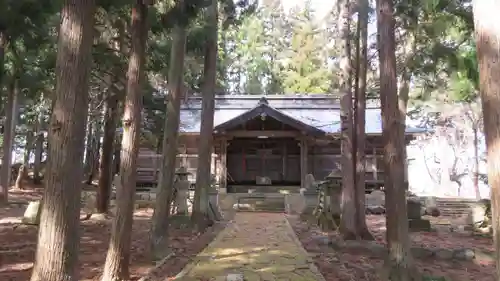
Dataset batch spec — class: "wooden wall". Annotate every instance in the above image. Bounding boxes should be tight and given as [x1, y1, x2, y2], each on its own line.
[138, 134, 391, 186]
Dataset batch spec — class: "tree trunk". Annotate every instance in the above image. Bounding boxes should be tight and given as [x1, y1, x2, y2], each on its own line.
[33, 113, 45, 185]
[0, 77, 19, 203]
[192, 0, 219, 231]
[0, 30, 5, 96]
[398, 32, 415, 192]
[354, 0, 373, 240]
[85, 112, 102, 185]
[101, 2, 147, 280]
[91, 126, 102, 183]
[84, 113, 94, 176]
[377, 0, 418, 279]
[337, 0, 357, 240]
[113, 140, 121, 175]
[29, 1, 95, 280]
[472, 126, 481, 199]
[472, 0, 500, 278]
[96, 93, 119, 214]
[24, 131, 34, 166]
[151, 12, 188, 259]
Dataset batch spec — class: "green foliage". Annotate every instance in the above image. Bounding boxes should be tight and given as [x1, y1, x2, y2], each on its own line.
[391, 0, 479, 109]
[221, 1, 331, 94]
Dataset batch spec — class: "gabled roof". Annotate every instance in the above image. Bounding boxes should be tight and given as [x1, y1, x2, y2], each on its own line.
[213, 97, 325, 135]
[179, 94, 427, 135]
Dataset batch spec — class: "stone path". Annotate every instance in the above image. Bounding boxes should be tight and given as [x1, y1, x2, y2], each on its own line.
[174, 213, 325, 281]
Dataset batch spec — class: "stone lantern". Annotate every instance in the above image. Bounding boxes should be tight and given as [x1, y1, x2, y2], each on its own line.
[325, 170, 342, 216]
[174, 166, 191, 215]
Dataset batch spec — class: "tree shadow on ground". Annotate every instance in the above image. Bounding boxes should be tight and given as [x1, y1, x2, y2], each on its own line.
[0, 206, 225, 281]
[289, 215, 496, 281]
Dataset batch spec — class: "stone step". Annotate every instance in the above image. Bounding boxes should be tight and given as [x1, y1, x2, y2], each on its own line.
[234, 197, 286, 212]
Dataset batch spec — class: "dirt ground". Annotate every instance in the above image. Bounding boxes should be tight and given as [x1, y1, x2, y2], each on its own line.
[0, 186, 225, 281]
[289, 214, 495, 281]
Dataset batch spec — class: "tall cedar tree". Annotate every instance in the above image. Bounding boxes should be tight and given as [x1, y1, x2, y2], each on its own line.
[151, 1, 187, 259]
[377, 0, 418, 279]
[97, 20, 126, 214]
[472, 0, 500, 277]
[29, 0, 95, 280]
[192, 0, 219, 231]
[101, 1, 148, 280]
[353, 0, 373, 239]
[338, 0, 358, 239]
[0, 74, 18, 201]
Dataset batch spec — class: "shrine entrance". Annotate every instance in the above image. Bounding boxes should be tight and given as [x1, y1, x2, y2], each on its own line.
[213, 96, 325, 193]
[226, 137, 301, 186]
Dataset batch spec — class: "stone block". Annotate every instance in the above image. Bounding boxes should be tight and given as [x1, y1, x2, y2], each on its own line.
[453, 248, 475, 261]
[408, 218, 431, 232]
[411, 247, 435, 259]
[226, 273, 244, 281]
[22, 201, 42, 225]
[256, 176, 271, 185]
[407, 198, 423, 219]
[435, 249, 453, 260]
[135, 200, 153, 209]
[285, 194, 305, 214]
[366, 205, 385, 215]
[467, 201, 489, 227]
[424, 206, 441, 217]
[366, 190, 385, 207]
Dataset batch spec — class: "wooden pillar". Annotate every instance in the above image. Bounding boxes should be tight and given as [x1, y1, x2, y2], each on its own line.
[300, 138, 308, 189]
[282, 143, 287, 181]
[372, 147, 378, 180]
[220, 139, 228, 193]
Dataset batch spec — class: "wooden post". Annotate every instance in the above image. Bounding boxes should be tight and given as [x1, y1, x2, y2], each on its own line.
[300, 138, 308, 189]
[282, 143, 287, 182]
[220, 139, 228, 193]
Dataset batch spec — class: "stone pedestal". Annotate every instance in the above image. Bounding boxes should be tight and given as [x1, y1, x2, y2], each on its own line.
[208, 188, 223, 221]
[366, 190, 386, 215]
[299, 190, 318, 215]
[175, 167, 191, 215]
[408, 219, 431, 232]
[407, 197, 430, 231]
[407, 197, 423, 219]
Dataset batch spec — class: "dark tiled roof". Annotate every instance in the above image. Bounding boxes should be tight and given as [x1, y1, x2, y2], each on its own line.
[179, 94, 426, 134]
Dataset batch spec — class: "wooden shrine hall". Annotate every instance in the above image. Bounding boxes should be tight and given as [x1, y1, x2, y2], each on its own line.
[149, 94, 425, 193]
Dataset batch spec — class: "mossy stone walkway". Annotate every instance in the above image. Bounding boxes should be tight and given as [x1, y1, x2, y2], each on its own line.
[174, 213, 325, 281]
